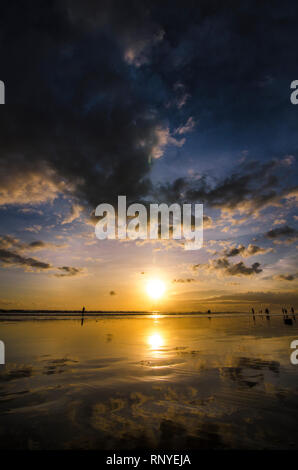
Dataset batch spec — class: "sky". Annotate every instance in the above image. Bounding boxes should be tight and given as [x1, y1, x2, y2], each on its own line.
[0, 0, 297, 312]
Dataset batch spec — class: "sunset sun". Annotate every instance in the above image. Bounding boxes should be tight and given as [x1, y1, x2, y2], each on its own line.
[146, 279, 166, 300]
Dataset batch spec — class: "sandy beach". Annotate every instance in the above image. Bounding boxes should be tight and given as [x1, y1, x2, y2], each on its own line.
[0, 313, 298, 450]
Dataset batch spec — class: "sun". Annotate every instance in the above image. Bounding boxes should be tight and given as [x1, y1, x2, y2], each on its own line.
[146, 279, 166, 300]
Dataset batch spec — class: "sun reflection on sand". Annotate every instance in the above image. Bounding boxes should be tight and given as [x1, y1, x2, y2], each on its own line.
[147, 333, 164, 351]
[151, 311, 162, 320]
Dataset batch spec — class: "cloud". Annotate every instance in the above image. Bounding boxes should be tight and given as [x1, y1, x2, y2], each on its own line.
[202, 291, 298, 306]
[0, 248, 52, 271]
[194, 257, 262, 277]
[25, 240, 69, 251]
[0, 235, 77, 274]
[55, 266, 85, 277]
[264, 225, 298, 245]
[18, 208, 43, 215]
[273, 273, 298, 281]
[66, 0, 164, 67]
[172, 278, 196, 283]
[157, 160, 298, 217]
[24, 225, 42, 233]
[203, 215, 213, 228]
[273, 218, 286, 225]
[0, 157, 73, 206]
[0, 3, 179, 213]
[61, 203, 84, 225]
[223, 244, 273, 258]
[0, 1, 296, 232]
[265, 225, 298, 242]
[0, 235, 68, 252]
[281, 155, 295, 166]
[150, 127, 185, 160]
[174, 117, 195, 135]
[109, 290, 116, 295]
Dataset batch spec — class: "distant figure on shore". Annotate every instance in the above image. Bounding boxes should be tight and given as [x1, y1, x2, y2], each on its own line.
[251, 308, 255, 322]
[81, 306, 85, 326]
[265, 308, 270, 320]
[291, 307, 296, 321]
[207, 309, 211, 314]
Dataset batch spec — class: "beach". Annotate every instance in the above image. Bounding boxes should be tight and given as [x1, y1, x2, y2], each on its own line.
[0, 313, 298, 450]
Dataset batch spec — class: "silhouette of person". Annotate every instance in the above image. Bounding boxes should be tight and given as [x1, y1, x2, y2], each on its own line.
[251, 308, 255, 315]
[82, 306, 85, 315]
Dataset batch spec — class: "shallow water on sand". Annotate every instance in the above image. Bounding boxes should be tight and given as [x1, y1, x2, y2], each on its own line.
[0, 314, 298, 449]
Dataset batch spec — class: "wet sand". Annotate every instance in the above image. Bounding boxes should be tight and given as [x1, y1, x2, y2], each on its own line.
[0, 314, 298, 450]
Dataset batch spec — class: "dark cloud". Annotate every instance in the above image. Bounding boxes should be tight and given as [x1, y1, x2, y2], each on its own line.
[0, 235, 78, 275]
[265, 225, 298, 240]
[194, 257, 262, 276]
[55, 266, 85, 277]
[109, 290, 116, 295]
[0, 248, 52, 271]
[0, 1, 176, 212]
[0, 1, 297, 218]
[0, 235, 68, 252]
[172, 278, 195, 283]
[223, 244, 273, 258]
[28, 241, 49, 250]
[157, 160, 297, 216]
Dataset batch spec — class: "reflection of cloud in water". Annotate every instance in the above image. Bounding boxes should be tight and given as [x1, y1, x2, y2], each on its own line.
[42, 357, 78, 376]
[0, 364, 32, 382]
[220, 357, 280, 388]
